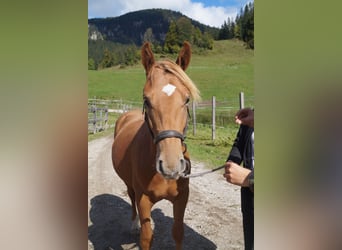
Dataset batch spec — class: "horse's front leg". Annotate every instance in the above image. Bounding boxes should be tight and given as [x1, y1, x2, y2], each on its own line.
[137, 193, 154, 250]
[172, 185, 189, 250]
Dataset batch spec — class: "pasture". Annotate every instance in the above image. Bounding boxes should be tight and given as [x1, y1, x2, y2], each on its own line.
[88, 39, 254, 168]
[88, 39, 254, 103]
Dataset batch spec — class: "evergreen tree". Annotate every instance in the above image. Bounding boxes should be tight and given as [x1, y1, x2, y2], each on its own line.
[245, 2, 254, 49]
[193, 27, 203, 47]
[218, 17, 235, 40]
[230, 21, 235, 39]
[240, 5, 249, 44]
[227, 18, 235, 39]
[202, 32, 213, 49]
[217, 1, 254, 49]
[164, 21, 180, 53]
[234, 14, 241, 39]
[143, 28, 156, 44]
[240, 2, 254, 49]
[99, 48, 114, 69]
[176, 17, 193, 44]
[218, 20, 229, 39]
[88, 58, 96, 70]
[124, 45, 139, 65]
[164, 18, 214, 53]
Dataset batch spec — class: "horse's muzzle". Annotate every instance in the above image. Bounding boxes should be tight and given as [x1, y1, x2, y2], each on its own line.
[157, 158, 187, 180]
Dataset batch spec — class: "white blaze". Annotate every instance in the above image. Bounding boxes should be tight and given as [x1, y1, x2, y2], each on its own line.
[162, 83, 176, 96]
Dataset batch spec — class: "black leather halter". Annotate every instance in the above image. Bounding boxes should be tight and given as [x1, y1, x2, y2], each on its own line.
[143, 103, 190, 145]
[153, 130, 184, 144]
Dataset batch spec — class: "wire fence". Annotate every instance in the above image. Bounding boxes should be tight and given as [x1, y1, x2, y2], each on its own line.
[88, 94, 254, 134]
[88, 98, 143, 134]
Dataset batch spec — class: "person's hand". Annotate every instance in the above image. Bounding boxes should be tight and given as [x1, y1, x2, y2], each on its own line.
[223, 161, 251, 187]
[235, 108, 254, 128]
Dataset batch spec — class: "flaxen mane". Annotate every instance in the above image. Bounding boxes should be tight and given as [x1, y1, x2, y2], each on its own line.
[153, 60, 201, 101]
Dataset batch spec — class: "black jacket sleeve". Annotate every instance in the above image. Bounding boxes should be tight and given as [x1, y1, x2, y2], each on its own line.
[226, 125, 250, 164]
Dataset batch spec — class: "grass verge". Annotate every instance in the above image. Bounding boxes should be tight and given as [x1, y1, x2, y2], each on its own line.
[88, 121, 239, 170]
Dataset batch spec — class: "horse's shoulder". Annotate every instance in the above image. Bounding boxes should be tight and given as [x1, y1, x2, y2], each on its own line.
[114, 110, 144, 137]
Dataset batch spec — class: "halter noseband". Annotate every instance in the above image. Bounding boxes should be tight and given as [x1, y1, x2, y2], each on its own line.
[153, 130, 184, 144]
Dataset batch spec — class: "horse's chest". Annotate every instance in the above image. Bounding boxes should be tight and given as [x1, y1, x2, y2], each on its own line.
[147, 178, 180, 201]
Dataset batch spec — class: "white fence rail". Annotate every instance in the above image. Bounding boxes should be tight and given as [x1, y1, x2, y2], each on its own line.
[88, 93, 254, 136]
[88, 98, 143, 134]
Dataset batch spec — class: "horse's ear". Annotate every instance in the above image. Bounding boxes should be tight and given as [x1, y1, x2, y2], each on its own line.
[176, 41, 191, 71]
[141, 42, 155, 75]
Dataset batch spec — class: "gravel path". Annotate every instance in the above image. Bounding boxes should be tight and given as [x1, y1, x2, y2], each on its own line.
[88, 135, 243, 250]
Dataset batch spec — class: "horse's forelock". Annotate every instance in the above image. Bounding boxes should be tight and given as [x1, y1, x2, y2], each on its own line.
[153, 60, 201, 101]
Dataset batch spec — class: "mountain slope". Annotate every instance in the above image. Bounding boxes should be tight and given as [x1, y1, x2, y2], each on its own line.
[88, 8, 219, 45]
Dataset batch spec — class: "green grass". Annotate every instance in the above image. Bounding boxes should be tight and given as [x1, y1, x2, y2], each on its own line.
[88, 126, 114, 141]
[188, 40, 254, 102]
[88, 112, 120, 141]
[88, 40, 254, 105]
[88, 66, 145, 101]
[88, 39, 253, 168]
[186, 123, 239, 169]
[88, 119, 239, 169]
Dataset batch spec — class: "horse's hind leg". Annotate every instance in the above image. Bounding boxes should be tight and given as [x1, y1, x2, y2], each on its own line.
[128, 187, 140, 233]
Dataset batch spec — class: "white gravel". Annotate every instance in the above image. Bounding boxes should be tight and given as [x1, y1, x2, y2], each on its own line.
[88, 135, 243, 250]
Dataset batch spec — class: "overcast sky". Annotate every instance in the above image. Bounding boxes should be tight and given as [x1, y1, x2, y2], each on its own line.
[88, 0, 252, 28]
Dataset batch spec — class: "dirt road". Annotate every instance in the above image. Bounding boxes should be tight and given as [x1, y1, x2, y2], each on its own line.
[88, 135, 243, 250]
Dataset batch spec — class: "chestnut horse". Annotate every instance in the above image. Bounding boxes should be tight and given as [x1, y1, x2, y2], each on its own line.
[112, 42, 200, 250]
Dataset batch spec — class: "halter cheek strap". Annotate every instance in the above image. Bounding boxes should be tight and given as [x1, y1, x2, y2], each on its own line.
[143, 105, 190, 145]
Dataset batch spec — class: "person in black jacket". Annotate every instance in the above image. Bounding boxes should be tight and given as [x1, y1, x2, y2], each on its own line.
[223, 107, 254, 250]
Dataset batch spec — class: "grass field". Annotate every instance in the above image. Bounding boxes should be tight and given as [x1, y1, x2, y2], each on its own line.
[88, 39, 254, 168]
[88, 39, 254, 104]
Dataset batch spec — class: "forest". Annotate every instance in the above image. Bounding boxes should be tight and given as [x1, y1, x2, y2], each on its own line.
[88, 2, 254, 70]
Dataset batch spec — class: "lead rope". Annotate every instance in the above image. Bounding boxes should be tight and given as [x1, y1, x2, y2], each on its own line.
[181, 105, 227, 178]
[181, 164, 226, 178]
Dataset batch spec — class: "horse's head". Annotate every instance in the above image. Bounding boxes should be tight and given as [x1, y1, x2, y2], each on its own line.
[141, 42, 200, 180]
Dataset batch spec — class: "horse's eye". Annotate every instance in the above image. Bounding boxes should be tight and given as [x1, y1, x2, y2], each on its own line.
[144, 97, 152, 108]
[185, 97, 190, 105]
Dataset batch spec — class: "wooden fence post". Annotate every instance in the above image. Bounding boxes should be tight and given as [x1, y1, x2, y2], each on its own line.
[99, 108, 103, 130]
[192, 101, 196, 136]
[92, 105, 97, 134]
[239, 92, 245, 109]
[212, 96, 216, 140]
[104, 108, 108, 130]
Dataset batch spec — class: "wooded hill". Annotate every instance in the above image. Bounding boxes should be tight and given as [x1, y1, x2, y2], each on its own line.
[88, 8, 219, 45]
[88, 9, 219, 69]
[88, 3, 254, 70]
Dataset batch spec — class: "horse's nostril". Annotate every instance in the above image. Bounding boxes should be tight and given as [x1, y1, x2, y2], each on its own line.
[180, 159, 186, 172]
[159, 160, 164, 174]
